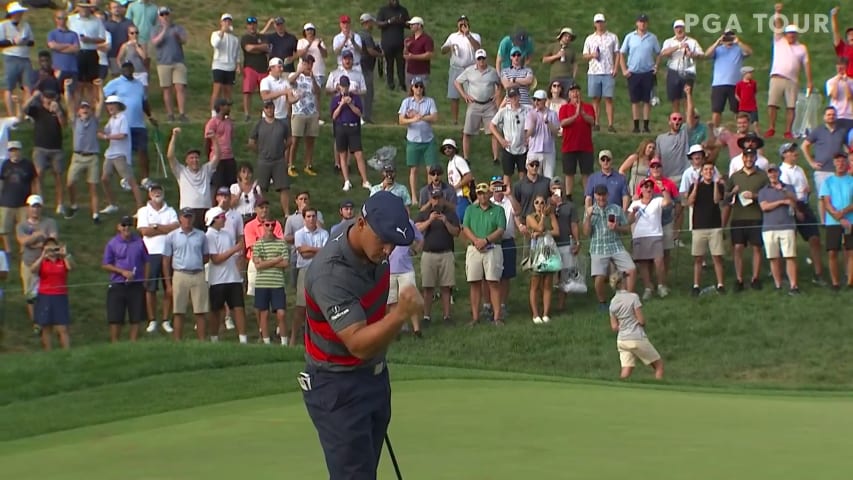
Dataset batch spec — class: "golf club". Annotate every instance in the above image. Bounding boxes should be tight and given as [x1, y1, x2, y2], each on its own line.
[385, 433, 403, 480]
[152, 127, 168, 179]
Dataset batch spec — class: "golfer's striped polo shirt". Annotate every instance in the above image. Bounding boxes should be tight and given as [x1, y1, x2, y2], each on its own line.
[303, 225, 389, 372]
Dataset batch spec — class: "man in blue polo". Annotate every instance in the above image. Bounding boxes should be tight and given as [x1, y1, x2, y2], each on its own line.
[302, 190, 422, 480]
[584, 149, 629, 210]
[620, 13, 660, 134]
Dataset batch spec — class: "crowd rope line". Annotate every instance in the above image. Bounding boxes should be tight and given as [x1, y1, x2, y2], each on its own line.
[12, 220, 833, 293]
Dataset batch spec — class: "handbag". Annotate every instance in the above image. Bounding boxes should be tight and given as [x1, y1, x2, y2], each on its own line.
[532, 234, 562, 273]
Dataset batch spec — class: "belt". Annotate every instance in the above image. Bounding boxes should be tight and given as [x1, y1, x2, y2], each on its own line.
[338, 122, 359, 127]
[174, 269, 203, 274]
[473, 98, 494, 105]
[74, 151, 98, 155]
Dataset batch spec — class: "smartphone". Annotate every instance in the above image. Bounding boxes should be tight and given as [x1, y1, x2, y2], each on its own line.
[494, 185, 505, 193]
[607, 214, 616, 223]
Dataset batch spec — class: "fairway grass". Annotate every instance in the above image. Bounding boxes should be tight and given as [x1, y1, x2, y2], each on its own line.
[2, 369, 853, 480]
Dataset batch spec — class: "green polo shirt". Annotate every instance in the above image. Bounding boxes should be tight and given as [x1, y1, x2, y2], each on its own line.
[463, 202, 506, 238]
[726, 168, 769, 222]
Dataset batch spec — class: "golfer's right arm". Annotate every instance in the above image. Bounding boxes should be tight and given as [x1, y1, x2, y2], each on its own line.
[336, 309, 409, 359]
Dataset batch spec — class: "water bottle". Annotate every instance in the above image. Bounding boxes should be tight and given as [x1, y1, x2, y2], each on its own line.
[560, 46, 566, 63]
[699, 285, 717, 296]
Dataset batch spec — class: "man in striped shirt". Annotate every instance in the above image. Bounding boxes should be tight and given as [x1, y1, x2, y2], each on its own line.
[252, 217, 289, 345]
[500, 47, 534, 106]
[301, 191, 420, 480]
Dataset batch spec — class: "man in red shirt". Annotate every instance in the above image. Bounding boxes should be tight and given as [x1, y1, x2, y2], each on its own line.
[403, 16, 433, 88]
[831, 7, 853, 77]
[558, 83, 595, 199]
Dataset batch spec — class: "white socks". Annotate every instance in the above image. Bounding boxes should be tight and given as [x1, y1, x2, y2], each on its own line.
[238, 334, 248, 344]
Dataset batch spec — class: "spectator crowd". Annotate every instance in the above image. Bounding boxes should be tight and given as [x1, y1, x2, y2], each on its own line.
[1, 1, 853, 378]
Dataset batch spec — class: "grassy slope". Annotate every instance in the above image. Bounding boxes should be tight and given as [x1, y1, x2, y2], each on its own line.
[0, 0, 851, 392]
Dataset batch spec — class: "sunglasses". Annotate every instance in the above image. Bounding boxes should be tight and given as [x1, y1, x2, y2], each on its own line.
[534, 200, 545, 205]
[650, 165, 662, 169]
[243, 194, 251, 203]
[128, 31, 138, 35]
[671, 117, 683, 122]
[412, 84, 424, 89]
[263, 104, 275, 109]
[490, 175, 502, 182]
[264, 222, 275, 227]
[429, 171, 441, 175]
[551, 84, 561, 88]
[511, 53, 522, 57]
[600, 157, 612, 162]
[159, 12, 169, 16]
[515, 115, 521, 124]
[528, 162, 540, 167]
[119, 223, 132, 227]
[476, 56, 486, 60]
[643, 184, 654, 189]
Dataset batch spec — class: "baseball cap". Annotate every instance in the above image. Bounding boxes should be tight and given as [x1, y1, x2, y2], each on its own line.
[766, 163, 780, 172]
[687, 144, 705, 157]
[7, 140, 22, 150]
[441, 138, 458, 150]
[157, 6, 170, 15]
[220, 13, 232, 21]
[783, 24, 799, 34]
[506, 87, 520, 97]
[778, 142, 798, 157]
[510, 46, 523, 56]
[214, 97, 232, 108]
[79, 100, 91, 108]
[338, 75, 351, 86]
[741, 66, 755, 75]
[407, 16, 424, 26]
[147, 182, 163, 191]
[475, 182, 490, 194]
[513, 30, 527, 43]
[205, 207, 225, 226]
[119, 215, 134, 226]
[268, 57, 284, 68]
[598, 150, 613, 160]
[179, 207, 194, 217]
[649, 158, 662, 167]
[568, 82, 581, 91]
[428, 164, 443, 174]
[359, 13, 376, 23]
[410, 76, 425, 86]
[339, 199, 354, 208]
[303, 22, 316, 31]
[26, 194, 43, 206]
[640, 178, 655, 188]
[302, 54, 316, 63]
[673, 19, 685, 28]
[246, 16, 258, 24]
[593, 184, 608, 195]
[274, 16, 285, 24]
[474, 48, 487, 59]
[637, 13, 649, 21]
[339, 15, 351, 23]
[550, 178, 562, 187]
[593, 13, 606, 23]
[361, 191, 415, 246]
[255, 199, 270, 207]
[341, 49, 354, 59]
[216, 186, 230, 196]
[532, 90, 547, 100]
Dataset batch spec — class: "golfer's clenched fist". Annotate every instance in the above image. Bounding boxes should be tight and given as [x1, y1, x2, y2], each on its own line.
[396, 285, 423, 318]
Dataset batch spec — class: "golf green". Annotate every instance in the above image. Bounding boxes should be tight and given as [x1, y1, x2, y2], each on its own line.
[2, 379, 851, 479]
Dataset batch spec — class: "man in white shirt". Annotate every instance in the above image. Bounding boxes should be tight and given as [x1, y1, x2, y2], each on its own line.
[325, 50, 367, 94]
[826, 56, 853, 132]
[210, 13, 240, 117]
[292, 206, 329, 344]
[489, 87, 530, 186]
[0, 2, 35, 116]
[441, 15, 481, 125]
[658, 19, 703, 113]
[99, 95, 144, 213]
[259, 57, 294, 120]
[728, 133, 770, 175]
[778, 142, 825, 283]
[69, 3, 107, 103]
[136, 183, 179, 334]
[333, 14, 363, 68]
[166, 127, 221, 230]
[582, 13, 621, 132]
[204, 206, 247, 343]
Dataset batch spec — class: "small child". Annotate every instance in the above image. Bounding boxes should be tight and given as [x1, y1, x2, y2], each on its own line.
[608, 271, 664, 380]
[735, 66, 759, 132]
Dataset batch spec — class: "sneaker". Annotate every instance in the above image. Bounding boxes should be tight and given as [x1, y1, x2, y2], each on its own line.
[244, 114, 251, 122]
[318, 119, 326, 126]
[304, 166, 317, 176]
[716, 285, 726, 294]
[642, 288, 654, 301]
[492, 158, 499, 165]
[532, 316, 543, 324]
[413, 330, 423, 339]
[593, 124, 601, 132]
[598, 302, 608, 312]
[56, 204, 65, 216]
[608, 125, 617, 133]
[482, 304, 494, 320]
[788, 287, 801, 296]
[225, 316, 235, 330]
[783, 131, 793, 139]
[64, 206, 78, 219]
[735, 280, 744, 292]
[751, 278, 762, 290]
[421, 316, 432, 328]
[362, 180, 372, 189]
[442, 316, 453, 326]
[145, 320, 158, 333]
[764, 128, 775, 138]
[167, 114, 175, 122]
[499, 304, 507, 321]
[831, 284, 841, 292]
[100, 204, 119, 214]
[642, 127, 651, 134]
[120, 178, 132, 191]
[161, 320, 174, 333]
[342, 180, 352, 191]
[541, 315, 551, 324]
[691, 286, 700, 297]
[812, 275, 827, 287]
[657, 285, 670, 298]
[632, 127, 640, 134]
[93, 214, 101, 225]
[140, 177, 152, 189]
[179, 114, 189, 123]
[288, 165, 299, 177]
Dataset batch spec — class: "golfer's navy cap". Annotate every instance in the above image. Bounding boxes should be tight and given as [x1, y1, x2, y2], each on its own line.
[179, 207, 194, 217]
[362, 191, 414, 246]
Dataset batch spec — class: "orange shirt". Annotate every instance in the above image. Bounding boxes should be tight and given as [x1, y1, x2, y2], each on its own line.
[243, 218, 284, 259]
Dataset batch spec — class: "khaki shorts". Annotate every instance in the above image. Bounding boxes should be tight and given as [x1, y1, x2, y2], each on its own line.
[465, 245, 503, 282]
[762, 229, 796, 259]
[617, 339, 661, 367]
[246, 260, 257, 296]
[590, 251, 635, 277]
[172, 270, 210, 314]
[388, 271, 416, 304]
[463, 101, 497, 136]
[0, 206, 26, 235]
[768, 76, 797, 109]
[67, 153, 100, 185]
[662, 223, 675, 250]
[420, 251, 456, 288]
[691, 228, 725, 256]
[291, 113, 320, 138]
[103, 155, 134, 180]
[295, 267, 307, 307]
[157, 63, 188, 87]
[20, 261, 37, 298]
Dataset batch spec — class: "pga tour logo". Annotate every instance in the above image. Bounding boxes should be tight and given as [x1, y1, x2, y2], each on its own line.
[683, 13, 832, 34]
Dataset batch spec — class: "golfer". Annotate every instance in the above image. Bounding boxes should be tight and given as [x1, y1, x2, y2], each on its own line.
[301, 190, 422, 480]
